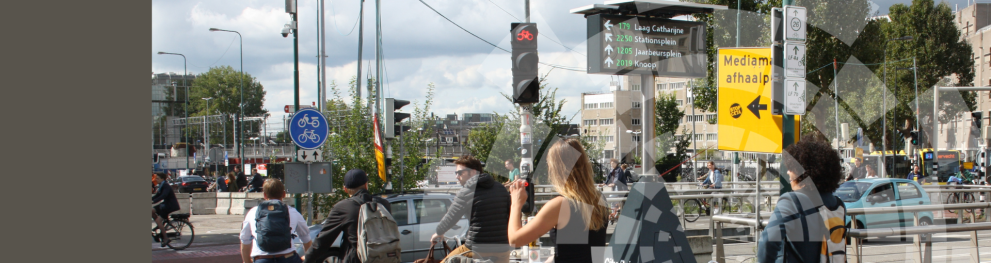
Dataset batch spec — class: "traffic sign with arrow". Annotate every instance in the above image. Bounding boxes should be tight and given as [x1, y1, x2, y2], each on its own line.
[717, 47, 798, 153]
[605, 33, 613, 42]
[747, 96, 768, 119]
[604, 20, 613, 30]
[604, 45, 613, 55]
[604, 57, 614, 67]
[297, 149, 322, 162]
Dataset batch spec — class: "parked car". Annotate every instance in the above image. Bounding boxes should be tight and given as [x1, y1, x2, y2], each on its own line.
[175, 176, 210, 193]
[293, 192, 469, 262]
[834, 178, 934, 239]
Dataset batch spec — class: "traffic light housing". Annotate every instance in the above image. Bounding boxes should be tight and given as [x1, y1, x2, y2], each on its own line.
[520, 174, 535, 214]
[384, 98, 411, 139]
[910, 131, 919, 145]
[511, 23, 539, 104]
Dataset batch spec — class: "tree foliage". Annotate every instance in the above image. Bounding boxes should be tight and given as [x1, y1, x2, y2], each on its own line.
[178, 66, 268, 145]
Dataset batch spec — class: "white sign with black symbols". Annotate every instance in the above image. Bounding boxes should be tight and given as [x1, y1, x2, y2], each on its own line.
[784, 5, 806, 41]
[784, 42, 806, 78]
[784, 79, 806, 115]
[297, 149, 322, 162]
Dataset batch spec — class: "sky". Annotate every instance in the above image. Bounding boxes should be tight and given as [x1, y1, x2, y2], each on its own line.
[152, 0, 971, 133]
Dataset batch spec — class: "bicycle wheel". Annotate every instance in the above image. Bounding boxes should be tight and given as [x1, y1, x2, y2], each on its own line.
[963, 193, 977, 213]
[945, 194, 960, 214]
[683, 199, 702, 222]
[166, 220, 195, 250]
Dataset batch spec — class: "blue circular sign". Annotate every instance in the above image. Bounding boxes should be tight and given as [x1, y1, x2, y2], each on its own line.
[289, 108, 329, 149]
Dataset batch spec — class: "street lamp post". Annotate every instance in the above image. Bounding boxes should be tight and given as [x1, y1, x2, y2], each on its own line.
[158, 52, 189, 171]
[897, 61, 919, 154]
[209, 28, 244, 167]
[882, 35, 913, 177]
[202, 97, 213, 163]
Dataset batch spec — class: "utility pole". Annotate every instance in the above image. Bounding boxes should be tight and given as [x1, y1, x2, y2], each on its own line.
[356, 0, 365, 98]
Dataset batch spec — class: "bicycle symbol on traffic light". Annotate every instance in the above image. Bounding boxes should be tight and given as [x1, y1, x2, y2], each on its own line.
[517, 30, 534, 41]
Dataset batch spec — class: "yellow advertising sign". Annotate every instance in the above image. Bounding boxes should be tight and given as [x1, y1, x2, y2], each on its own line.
[717, 48, 797, 153]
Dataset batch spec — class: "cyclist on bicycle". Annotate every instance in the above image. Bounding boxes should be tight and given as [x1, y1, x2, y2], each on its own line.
[152, 172, 180, 247]
[697, 161, 722, 189]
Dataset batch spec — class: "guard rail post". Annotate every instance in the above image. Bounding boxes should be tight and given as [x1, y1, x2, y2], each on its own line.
[851, 213, 861, 263]
[715, 221, 724, 263]
[971, 230, 980, 263]
[912, 212, 932, 263]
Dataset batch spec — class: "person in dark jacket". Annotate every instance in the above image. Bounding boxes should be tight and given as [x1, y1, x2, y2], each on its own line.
[215, 171, 228, 192]
[430, 155, 511, 263]
[152, 172, 180, 247]
[303, 169, 391, 263]
[846, 158, 866, 181]
[603, 159, 629, 191]
[234, 166, 248, 192]
[247, 168, 265, 192]
[758, 136, 846, 263]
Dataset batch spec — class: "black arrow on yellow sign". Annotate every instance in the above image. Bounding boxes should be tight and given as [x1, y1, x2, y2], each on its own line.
[747, 96, 768, 119]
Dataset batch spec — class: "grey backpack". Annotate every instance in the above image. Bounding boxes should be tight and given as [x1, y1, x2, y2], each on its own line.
[353, 199, 402, 263]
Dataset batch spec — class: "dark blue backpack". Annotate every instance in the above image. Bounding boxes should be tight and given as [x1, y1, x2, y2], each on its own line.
[255, 200, 293, 252]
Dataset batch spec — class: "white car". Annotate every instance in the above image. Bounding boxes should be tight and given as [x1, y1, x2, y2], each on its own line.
[295, 192, 469, 262]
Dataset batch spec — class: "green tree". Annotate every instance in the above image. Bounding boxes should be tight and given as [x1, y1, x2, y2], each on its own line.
[653, 92, 690, 181]
[185, 66, 268, 145]
[885, 0, 975, 148]
[308, 77, 436, 218]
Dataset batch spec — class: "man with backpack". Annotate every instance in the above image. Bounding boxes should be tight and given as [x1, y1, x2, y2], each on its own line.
[304, 169, 398, 263]
[240, 178, 312, 263]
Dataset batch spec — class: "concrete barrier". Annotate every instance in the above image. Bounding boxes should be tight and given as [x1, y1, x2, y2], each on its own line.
[215, 192, 232, 215]
[686, 235, 713, 263]
[191, 192, 217, 215]
[230, 192, 248, 215]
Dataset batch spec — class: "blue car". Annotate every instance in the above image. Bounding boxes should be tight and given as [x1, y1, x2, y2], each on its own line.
[834, 178, 934, 232]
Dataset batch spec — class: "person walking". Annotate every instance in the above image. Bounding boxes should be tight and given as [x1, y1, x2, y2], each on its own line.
[239, 178, 312, 263]
[758, 136, 846, 263]
[304, 169, 391, 263]
[505, 159, 520, 182]
[603, 159, 628, 191]
[507, 139, 609, 263]
[429, 155, 511, 263]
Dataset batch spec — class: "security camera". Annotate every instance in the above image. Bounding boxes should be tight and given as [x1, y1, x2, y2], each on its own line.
[281, 24, 292, 38]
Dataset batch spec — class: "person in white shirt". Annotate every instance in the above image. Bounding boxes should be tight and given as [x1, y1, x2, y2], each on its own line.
[239, 178, 312, 263]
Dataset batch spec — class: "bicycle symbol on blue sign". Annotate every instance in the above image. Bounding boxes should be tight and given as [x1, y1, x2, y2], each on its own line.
[289, 108, 328, 149]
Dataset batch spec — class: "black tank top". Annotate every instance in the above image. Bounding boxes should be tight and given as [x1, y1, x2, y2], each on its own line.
[548, 198, 607, 263]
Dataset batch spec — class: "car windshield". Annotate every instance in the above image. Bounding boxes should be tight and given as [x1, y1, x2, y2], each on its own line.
[182, 176, 205, 182]
[835, 181, 873, 202]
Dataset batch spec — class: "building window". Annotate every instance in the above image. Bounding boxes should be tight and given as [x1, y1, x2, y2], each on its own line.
[693, 134, 704, 140]
[632, 135, 641, 142]
[632, 84, 641, 91]
[669, 82, 686, 90]
[632, 101, 641, 108]
[604, 150, 614, 158]
[583, 119, 597, 126]
[632, 118, 641, 126]
[600, 102, 614, 108]
[602, 136, 614, 142]
[707, 133, 717, 141]
[599, 118, 614, 125]
[676, 100, 684, 106]
[584, 103, 599, 109]
[588, 136, 598, 142]
[657, 83, 667, 91]
[706, 114, 717, 122]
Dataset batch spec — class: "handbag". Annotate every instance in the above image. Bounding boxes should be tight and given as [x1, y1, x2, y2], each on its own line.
[414, 241, 452, 263]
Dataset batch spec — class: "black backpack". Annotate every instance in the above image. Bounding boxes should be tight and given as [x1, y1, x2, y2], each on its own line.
[255, 200, 293, 252]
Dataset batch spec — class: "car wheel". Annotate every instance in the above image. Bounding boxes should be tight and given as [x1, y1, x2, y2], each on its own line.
[919, 217, 933, 240]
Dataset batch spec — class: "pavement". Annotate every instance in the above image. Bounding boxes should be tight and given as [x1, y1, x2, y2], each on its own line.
[152, 215, 245, 263]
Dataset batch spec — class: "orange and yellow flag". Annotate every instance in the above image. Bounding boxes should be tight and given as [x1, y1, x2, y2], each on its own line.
[373, 114, 386, 181]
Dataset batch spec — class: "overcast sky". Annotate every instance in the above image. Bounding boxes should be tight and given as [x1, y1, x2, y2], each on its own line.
[152, 0, 965, 133]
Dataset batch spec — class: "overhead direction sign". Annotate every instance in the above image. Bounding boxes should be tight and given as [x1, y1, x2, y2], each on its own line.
[784, 6, 807, 41]
[784, 79, 807, 115]
[289, 108, 329, 149]
[586, 14, 707, 76]
[717, 48, 799, 153]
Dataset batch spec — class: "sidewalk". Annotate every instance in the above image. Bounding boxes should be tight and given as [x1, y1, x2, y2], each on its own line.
[152, 214, 246, 263]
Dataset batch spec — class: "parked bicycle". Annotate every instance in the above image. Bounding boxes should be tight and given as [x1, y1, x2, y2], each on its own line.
[151, 212, 195, 250]
[945, 182, 977, 215]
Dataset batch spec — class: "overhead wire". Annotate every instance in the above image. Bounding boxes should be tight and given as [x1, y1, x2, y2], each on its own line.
[417, 0, 586, 72]
[328, 0, 361, 36]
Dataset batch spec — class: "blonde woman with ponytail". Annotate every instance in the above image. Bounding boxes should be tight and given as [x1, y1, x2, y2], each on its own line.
[507, 138, 609, 263]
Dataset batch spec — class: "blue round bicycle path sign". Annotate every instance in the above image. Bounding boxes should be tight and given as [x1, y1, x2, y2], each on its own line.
[290, 108, 329, 149]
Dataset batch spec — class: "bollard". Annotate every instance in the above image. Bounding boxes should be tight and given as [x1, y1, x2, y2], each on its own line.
[851, 214, 861, 263]
[914, 212, 922, 263]
[715, 222, 724, 263]
[971, 230, 980, 263]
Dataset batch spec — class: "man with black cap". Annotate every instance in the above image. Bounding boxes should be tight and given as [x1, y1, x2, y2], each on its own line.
[303, 169, 391, 263]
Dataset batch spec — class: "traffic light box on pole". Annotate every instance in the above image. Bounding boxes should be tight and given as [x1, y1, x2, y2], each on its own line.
[910, 131, 919, 145]
[385, 98, 411, 139]
[511, 23, 539, 104]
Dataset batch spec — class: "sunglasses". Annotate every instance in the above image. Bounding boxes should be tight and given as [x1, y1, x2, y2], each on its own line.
[455, 169, 471, 176]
